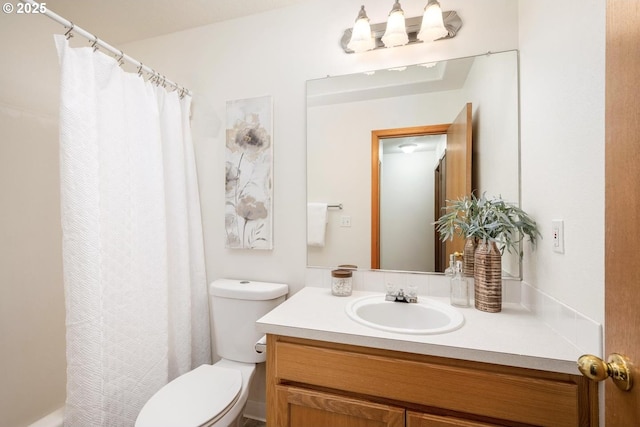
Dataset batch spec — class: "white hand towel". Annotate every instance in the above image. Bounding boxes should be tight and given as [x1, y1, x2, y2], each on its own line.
[307, 202, 328, 247]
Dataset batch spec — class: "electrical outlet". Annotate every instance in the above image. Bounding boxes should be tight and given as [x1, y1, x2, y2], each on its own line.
[340, 216, 352, 227]
[552, 219, 564, 253]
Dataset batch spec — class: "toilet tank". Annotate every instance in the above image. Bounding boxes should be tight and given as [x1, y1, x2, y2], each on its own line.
[209, 279, 288, 364]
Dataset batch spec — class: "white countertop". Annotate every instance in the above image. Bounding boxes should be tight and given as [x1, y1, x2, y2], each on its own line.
[256, 286, 583, 375]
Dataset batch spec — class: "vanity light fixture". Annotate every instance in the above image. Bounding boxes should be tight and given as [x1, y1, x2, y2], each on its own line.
[342, 1, 462, 54]
[399, 143, 418, 154]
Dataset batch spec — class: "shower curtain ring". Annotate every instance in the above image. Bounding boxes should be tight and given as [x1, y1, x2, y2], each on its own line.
[117, 50, 124, 67]
[64, 22, 74, 40]
[137, 63, 144, 77]
[91, 35, 99, 52]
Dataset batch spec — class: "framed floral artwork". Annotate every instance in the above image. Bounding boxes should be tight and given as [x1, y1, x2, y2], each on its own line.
[225, 95, 273, 249]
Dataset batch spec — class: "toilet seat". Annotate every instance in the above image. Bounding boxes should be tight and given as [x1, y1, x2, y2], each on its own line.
[135, 364, 242, 427]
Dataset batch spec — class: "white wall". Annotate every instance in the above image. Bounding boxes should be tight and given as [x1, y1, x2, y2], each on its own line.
[519, 0, 605, 324]
[0, 104, 66, 426]
[0, 11, 67, 426]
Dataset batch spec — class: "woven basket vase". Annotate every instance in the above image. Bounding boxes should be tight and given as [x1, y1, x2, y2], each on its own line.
[473, 240, 502, 313]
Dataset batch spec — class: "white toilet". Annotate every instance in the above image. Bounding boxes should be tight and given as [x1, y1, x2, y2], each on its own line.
[135, 279, 288, 427]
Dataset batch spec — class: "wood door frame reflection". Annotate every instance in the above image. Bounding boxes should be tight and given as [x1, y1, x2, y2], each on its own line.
[371, 124, 450, 269]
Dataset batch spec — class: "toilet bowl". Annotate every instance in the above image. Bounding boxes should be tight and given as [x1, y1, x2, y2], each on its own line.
[135, 279, 288, 427]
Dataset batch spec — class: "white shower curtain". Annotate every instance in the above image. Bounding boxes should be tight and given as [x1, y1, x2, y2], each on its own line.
[55, 35, 211, 426]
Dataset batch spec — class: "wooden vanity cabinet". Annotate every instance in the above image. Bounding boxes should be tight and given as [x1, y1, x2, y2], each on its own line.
[276, 385, 405, 427]
[266, 335, 598, 427]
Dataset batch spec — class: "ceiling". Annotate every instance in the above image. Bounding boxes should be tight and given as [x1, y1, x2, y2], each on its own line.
[41, 0, 309, 44]
[382, 135, 444, 154]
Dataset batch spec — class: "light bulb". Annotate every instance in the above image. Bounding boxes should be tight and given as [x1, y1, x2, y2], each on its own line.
[418, 0, 448, 42]
[382, 1, 409, 48]
[347, 5, 376, 53]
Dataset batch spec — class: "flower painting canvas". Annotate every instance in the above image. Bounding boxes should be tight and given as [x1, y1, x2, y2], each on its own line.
[225, 95, 273, 249]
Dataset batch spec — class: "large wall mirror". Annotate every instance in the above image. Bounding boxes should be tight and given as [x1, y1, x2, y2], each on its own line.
[307, 50, 520, 277]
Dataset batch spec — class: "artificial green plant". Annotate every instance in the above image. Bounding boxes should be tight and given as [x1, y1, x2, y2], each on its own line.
[434, 193, 541, 258]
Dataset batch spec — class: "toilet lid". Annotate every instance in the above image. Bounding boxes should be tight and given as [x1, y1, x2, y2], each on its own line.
[136, 364, 242, 427]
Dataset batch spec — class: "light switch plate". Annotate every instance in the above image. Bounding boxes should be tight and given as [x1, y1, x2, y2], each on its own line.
[552, 219, 564, 253]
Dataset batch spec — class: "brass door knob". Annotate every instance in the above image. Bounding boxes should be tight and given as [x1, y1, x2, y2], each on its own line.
[577, 353, 633, 391]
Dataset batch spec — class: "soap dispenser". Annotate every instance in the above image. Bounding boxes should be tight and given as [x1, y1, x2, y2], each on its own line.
[444, 253, 456, 277]
[450, 260, 469, 307]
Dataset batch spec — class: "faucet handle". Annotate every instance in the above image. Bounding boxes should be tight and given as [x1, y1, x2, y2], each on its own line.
[385, 283, 396, 295]
[407, 285, 418, 298]
[403, 286, 418, 303]
[385, 283, 397, 301]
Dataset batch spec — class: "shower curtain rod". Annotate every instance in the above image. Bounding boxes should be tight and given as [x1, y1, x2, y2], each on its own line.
[21, 0, 191, 97]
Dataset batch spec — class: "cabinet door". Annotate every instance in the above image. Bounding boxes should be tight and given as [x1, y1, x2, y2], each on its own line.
[407, 411, 499, 427]
[275, 385, 404, 427]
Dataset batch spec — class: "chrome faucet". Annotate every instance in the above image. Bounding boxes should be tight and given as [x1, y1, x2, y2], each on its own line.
[385, 287, 418, 303]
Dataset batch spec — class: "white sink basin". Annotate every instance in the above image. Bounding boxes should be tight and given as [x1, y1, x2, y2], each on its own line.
[345, 295, 464, 335]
